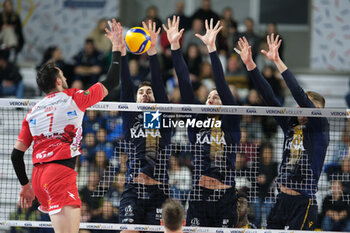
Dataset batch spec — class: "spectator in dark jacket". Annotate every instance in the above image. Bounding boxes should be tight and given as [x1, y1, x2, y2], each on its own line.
[321, 180, 350, 231]
[0, 48, 23, 98]
[0, 0, 24, 56]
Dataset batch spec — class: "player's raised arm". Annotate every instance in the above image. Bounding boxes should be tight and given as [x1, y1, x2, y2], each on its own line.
[196, 19, 237, 105]
[142, 20, 168, 103]
[120, 27, 134, 103]
[237, 37, 288, 132]
[237, 37, 282, 107]
[261, 33, 317, 108]
[101, 18, 122, 97]
[164, 15, 195, 104]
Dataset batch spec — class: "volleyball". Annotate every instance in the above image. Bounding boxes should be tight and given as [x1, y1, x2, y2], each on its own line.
[124, 27, 151, 54]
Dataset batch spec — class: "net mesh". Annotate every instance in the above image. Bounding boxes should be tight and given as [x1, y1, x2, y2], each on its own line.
[0, 99, 349, 232]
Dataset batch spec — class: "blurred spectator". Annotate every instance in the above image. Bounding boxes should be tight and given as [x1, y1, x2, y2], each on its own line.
[265, 22, 284, 59]
[106, 111, 123, 142]
[0, 48, 23, 98]
[171, 0, 191, 31]
[237, 191, 257, 229]
[217, 7, 238, 56]
[83, 110, 106, 135]
[91, 201, 118, 233]
[0, 0, 24, 59]
[325, 155, 350, 194]
[142, 5, 162, 30]
[225, 54, 249, 88]
[241, 18, 260, 60]
[341, 156, 350, 194]
[129, 59, 148, 88]
[38, 46, 74, 87]
[93, 150, 109, 174]
[81, 132, 97, 163]
[321, 180, 350, 231]
[166, 68, 179, 98]
[194, 83, 209, 104]
[72, 38, 103, 89]
[96, 128, 114, 160]
[337, 119, 350, 161]
[325, 119, 350, 184]
[262, 65, 285, 105]
[216, 19, 231, 56]
[253, 143, 278, 228]
[169, 86, 181, 104]
[198, 61, 215, 91]
[235, 152, 251, 192]
[184, 43, 202, 77]
[241, 114, 262, 146]
[88, 18, 111, 55]
[191, 0, 219, 25]
[80, 202, 92, 223]
[80, 170, 104, 219]
[182, 18, 205, 53]
[106, 173, 126, 208]
[245, 89, 263, 106]
[226, 55, 244, 76]
[228, 84, 242, 105]
[261, 115, 278, 139]
[239, 127, 258, 166]
[168, 155, 192, 203]
[220, 7, 238, 40]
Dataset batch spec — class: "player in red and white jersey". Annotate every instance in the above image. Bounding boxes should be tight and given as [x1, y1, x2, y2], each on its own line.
[11, 19, 123, 233]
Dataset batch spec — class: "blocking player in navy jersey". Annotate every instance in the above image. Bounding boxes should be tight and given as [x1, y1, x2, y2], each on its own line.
[236, 34, 330, 230]
[118, 20, 171, 229]
[163, 16, 241, 227]
[10, 19, 122, 233]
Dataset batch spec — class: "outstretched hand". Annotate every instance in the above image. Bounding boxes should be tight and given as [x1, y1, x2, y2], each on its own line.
[261, 33, 282, 62]
[142, 20, 161, 56]
[163, 15, 185, 50]
[235, 37, 256, 71]
[105, 19, 123, 52]
[195, 18, 222, 53]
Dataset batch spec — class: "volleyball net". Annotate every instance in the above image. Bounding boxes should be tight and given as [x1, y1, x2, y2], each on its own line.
[0, 98, 349, 232]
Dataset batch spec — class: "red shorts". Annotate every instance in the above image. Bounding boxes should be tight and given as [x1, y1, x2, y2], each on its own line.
[32, 163, 81, 215]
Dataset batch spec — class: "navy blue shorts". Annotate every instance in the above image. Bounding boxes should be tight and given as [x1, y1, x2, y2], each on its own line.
[186, 187, 238, 227]
[267, 192, 317, 230]
[119, 183, 169, 225]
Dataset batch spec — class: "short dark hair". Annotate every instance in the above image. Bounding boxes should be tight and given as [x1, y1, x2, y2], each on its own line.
[36, 62, 60, 94]
[138, 81, 151, 90]
[162, 199, 184, 231]
[306, 91, 325, 108]
[85, 38, 95, 46]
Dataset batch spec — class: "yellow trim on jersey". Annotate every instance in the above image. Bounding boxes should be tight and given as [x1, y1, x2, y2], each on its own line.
[300, 199, 311, 230]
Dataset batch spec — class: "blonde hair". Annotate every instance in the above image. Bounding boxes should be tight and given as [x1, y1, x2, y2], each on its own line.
[306, 91, 325, 108]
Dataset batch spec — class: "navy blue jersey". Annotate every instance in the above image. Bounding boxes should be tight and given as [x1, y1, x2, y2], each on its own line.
[120, 55, 171, 183]
[248, 68, 329, 199]
[172, 49, 241, 187]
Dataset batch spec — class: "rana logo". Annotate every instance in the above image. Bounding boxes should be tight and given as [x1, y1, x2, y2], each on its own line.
[246, 108, 256, 113]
